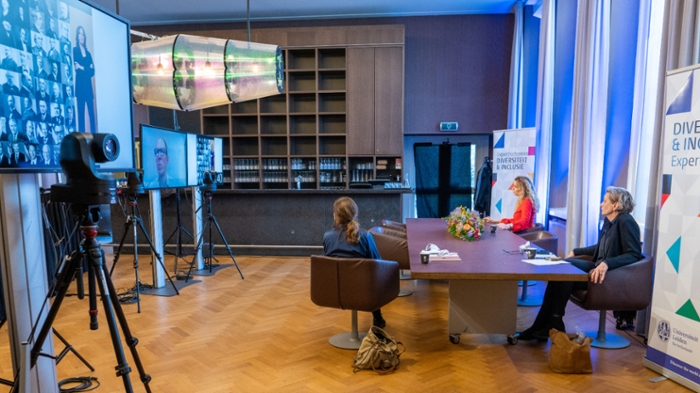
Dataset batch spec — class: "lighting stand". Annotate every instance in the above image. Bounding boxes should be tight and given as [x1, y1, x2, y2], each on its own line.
[186, 186, 244, 281]
[110, 192, 180, 312]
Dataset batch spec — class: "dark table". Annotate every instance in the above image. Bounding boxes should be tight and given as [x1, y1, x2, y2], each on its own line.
[406, 218, 587, 343]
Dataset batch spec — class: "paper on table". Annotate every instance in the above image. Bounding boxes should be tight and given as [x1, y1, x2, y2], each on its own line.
[521, 259, 569, 266]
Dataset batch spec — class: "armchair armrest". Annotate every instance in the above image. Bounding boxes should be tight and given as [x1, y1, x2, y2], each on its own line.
[575, 256, 653, 311]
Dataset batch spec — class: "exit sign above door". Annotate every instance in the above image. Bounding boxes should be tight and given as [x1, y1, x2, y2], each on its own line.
[440, 122, 459, 132]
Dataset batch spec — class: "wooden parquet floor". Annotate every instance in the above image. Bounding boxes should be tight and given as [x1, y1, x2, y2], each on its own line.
[0, 255, 692, 392]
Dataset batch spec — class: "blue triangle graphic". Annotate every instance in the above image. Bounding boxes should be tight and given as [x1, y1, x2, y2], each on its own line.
[494, 134, 505, 149]
[496, 199, 502, 214]
[667, 72, 693, 115]
[667, 237, 681, 274]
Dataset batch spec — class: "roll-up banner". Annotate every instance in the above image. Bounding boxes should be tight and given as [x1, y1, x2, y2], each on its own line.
[490, 128, 537, 220]
[644, 64, 700, 392]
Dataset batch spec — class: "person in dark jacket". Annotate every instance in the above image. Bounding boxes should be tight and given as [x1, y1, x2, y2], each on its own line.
[474, 157, 492, 215]
[517, 186, 642, 341]
[323, 196, 386, 328]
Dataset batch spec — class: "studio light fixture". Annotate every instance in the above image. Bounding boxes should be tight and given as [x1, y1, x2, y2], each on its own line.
[132, 34, 284, 111]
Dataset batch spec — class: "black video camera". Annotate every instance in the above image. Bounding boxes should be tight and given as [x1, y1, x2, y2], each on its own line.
[51, 132, 121, 206]
[201, 171, 221, 191]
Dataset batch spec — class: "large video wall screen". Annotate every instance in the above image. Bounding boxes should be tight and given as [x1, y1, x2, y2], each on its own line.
[0, 0, 134, 172]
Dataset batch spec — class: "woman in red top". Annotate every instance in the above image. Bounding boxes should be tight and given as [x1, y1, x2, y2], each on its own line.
[486, 176, 539, 233]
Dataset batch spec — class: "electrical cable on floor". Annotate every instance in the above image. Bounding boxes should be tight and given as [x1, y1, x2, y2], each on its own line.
[58, 376, 100, 392]
[117, 282, 154, 304]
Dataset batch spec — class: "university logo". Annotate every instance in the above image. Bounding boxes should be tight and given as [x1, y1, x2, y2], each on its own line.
[657, 320, 671, 342]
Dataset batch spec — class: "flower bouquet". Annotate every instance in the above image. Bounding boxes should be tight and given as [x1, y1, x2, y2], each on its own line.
[444, 206, 484, 242]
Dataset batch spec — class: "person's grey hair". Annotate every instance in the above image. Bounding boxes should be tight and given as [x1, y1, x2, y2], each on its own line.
[606, 186, 635, 214]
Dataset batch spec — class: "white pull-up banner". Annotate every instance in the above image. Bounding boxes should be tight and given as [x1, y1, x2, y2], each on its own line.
[644, 64, 700, 392]
[490, 128, 537, 220]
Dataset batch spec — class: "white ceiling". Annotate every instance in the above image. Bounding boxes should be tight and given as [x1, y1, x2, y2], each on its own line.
[93, 0, 520, 27]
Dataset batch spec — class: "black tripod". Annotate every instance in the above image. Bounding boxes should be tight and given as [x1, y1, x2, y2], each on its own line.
[110, 192, 180, 312]
[162, 190, 195, 278]
[186, 189, 244, 280]
[22, 206, 152, 393]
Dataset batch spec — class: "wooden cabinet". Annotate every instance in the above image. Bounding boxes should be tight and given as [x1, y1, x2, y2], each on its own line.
[375, 47, 404, 155]
[347, 46, 404, 156]
[201, 45, 403, 190]
[347, 48, 375, 155]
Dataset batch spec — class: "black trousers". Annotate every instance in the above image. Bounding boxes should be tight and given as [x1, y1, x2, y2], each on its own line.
[532, 258, 593, 329]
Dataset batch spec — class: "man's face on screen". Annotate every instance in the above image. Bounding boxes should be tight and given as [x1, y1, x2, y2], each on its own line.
[155, 139, 168, 176]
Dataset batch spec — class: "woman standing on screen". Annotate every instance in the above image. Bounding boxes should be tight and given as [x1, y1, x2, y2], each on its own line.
[73, 25, 96, 133]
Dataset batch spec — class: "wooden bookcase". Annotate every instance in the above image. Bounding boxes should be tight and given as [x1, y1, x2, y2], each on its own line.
[201, 44, 404, 190]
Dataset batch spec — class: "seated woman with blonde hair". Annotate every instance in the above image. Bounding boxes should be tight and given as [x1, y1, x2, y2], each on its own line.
[485, 175, 539, 233]
[323, 196, 386, 328]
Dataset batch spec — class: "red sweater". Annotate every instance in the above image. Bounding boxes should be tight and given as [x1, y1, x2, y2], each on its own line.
[501, 198, 535, 232]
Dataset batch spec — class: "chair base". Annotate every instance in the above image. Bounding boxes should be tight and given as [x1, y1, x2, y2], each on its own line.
[518, 280, 536, 287]
[398, 288, 413, 297]
[587, 331, 630, 349]
[517, 281, 542, 307]
[329, 332, 367, 350]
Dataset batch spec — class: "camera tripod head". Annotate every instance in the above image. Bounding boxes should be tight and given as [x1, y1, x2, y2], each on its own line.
[199, 171, 219, 192]
[121, 170, 145, 196]
[51, 133, 120, 205]
[75, 204, 103, 227]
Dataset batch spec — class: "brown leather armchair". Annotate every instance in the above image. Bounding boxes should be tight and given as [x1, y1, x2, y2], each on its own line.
[382, 219, 406, 233]
[310, 255, 399, 349]
[369, 226, 412, 296]
[569, 255, 654, 348]
[514, 223, 544, 235]
[518, 230, 558, 255]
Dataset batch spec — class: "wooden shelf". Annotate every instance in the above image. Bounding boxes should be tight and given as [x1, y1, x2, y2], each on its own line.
[200, 45, 403, 190]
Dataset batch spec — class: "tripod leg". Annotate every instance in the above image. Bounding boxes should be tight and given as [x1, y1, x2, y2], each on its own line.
[210, 216, 244, 279]
[99, 257, 152, 392]
[135, 218, 180, 295]
[110, 219, 133, 276]
[88, 245, 140, 393]
[184, 228, 207, 283]
[132, 219, 142, 314]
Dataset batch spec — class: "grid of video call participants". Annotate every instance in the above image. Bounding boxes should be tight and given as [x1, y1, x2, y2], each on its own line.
[0, 0, 77, 168]
[195, 136, 214, 185]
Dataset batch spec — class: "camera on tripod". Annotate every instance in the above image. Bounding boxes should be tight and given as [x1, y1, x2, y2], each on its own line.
[118, 170, 146, 196]
[200, 171, 223, 192]
[51, 132, 121, 206]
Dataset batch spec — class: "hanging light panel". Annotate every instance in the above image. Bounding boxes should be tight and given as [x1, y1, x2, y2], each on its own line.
[172, 35, 229, 111]
[133, 35, 284, 110]
[131, 35, 179, 110]
[225, 40, 285, 103]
